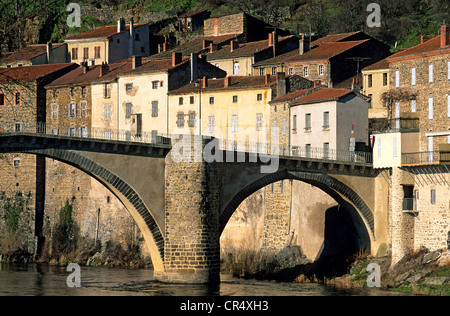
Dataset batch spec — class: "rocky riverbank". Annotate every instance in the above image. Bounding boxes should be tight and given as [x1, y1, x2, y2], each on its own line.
[320, 248, 449, 296]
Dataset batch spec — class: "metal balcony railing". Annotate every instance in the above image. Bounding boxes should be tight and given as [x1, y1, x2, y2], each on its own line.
[401, 151, 440, 165]
[0, 121, 171, 145]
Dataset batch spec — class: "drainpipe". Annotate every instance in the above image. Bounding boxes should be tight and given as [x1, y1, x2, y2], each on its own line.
[117, 78, 120, 139]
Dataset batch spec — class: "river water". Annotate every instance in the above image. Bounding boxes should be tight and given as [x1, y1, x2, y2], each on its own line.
[0, 263, 406, 296]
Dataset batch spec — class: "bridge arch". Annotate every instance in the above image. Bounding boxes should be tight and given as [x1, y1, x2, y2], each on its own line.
[1, 144, 165, 272]
[219, 169, 375, 250]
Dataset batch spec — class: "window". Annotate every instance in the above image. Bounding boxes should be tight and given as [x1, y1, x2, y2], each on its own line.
[80, 101, 86, 117]
[52, 90, 58, 99]
[209, 96, 214, 105]
[323, 111, 329, 129]
[94, 46, 101, 59]
[368, 74, 373, 88]
[69, 103, 76, 117]
[257, 93, 262, 101]
[232, 95, 238, 103]
[14, 122, 22, 132]
[151, 130, 157, 143]
[125, 103, 132, 119]
[305, 144, 311, 157]
[368, 94, 373, 108]
[104, 83, 111, 98]
[177, 112, 184, 128]
[0, 93, 4, 106]
[233, 62, 239, 75]
[383, 73, 388, 86]
[208, 116, 215, 134]
[428, 136, 434, 162]
[125, 83, 133, 92]
[152, 81, 158, 89]
[395, 69, 400, 88]
[303, 66, 309, 77]
[395, 101, 400, 129]
[292, 146, 299, 155]
[72, 47, 78, 60]
[256, 113, 263, 131]
[411, 67, 416, 86]
[260, 68, 265, 76]
[289, 68, 294, 75]
[272, 119, 277, 136]
[179, 97, 183, 105]
[447, 92, 450, 118]
[292, 115, 297, 132]
[377, 137, 382, 158]
[305, 113, 311, 131]
[70, 88, 75, 97]
[152, 101, 158, 117]
[190, 96, 194, 104]
[428, 95, 433, 119]
[272, 67, 277, 75]
[319, 65, 324, 76]
[393, 135, 397, 157]
[135, 33, 140, 41]
[14, 91, 21, 106]
[323, 142, 329, 159]
[104, 131, 111, 140]
[13, 158, 20, 167]
[81, 86, 86, 98]
[83, 47, 89, 59]
[68, 128, 77, 137]
[411, 96, 416, 112]
[282, 117, 287, 135]
[429, 63, 433, 83]
[431, 189, 436, 204]
[104, 103, 111, 120]
[52, 104, 58, 119]
[188, 112, 196, 127]
[80, 127, 88, 138]
[231, 115, 238, 133]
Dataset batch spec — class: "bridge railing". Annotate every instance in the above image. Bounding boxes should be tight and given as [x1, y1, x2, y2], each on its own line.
[289, 145, 372, 164]
[0, 121, 171, 145]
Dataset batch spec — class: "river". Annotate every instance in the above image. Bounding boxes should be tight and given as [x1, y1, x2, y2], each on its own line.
[0, 263, 406, 297]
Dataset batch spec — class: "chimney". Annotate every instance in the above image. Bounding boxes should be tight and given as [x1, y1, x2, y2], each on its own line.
[82, 63, 89, 74]
[202, 76, 208, 89]
[224, 76, 231, 88]
[299, 34, 310, 55]
[172, 52, 182, 67]
[132, 55, 142, 69]
[210, 43, 218, 53]
[314, 80, 321, 87]
[128, 17, 134, 58]
[190, 53, 198, 83]
[272, 31, 278, 45]
[118, 18, 126, 32]
[328, 78, 333, 88]
[276, 72, 286, 97]
[46, 42, 52, 64]
[99, 63, 109, 77]
[265, 73, 271, 86]
[203, 40, 213, 49]
[268, 33, 273, 46]
[198, 54, 207, 61]
[351, 77, 360, 92]
[440, 25, 450, 48]
[420, 35, 430, 44]
[230, 40, 239, 52]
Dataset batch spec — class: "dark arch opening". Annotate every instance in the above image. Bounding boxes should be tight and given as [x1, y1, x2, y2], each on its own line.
[220, 170, 373, 280]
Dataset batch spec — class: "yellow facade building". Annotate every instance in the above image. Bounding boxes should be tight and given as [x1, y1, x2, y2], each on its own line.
[361, 58, 390, 119]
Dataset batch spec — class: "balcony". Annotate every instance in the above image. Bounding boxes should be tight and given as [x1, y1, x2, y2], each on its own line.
[402, 151, 440, 166]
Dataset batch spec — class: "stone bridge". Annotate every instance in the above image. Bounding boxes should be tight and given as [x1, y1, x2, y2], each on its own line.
[0, 132, 390, 284]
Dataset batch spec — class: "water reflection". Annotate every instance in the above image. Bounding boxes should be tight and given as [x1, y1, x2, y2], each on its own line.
[0, 263, 405, 296]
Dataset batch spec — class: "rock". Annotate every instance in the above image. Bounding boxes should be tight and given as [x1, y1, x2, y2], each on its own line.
[422, 277, 449, 286]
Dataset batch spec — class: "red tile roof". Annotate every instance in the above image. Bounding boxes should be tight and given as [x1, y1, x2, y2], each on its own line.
[310, 32, 362, 47]
[269, 86, 324, 104]
[285, 40, 369, 64]
[0, 44, 66, 63]
[45, 61, 130, 87]
[387, 35, 450, 61]
[65, 23, 147, 40]
[292, 88, 354, 104]
[362, 58, 389, 71]
[0, 63, 77, 82]
[168, 75, 277, 95]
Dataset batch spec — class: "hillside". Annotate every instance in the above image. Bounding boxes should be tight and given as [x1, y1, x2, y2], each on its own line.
[0, 0, 449, 54]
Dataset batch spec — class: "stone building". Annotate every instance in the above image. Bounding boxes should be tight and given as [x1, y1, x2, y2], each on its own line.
[386, 25, 450, 154]
[0, 43, 68, 68]
[65, 18, 150, 65]
[0, 63, 77, 256]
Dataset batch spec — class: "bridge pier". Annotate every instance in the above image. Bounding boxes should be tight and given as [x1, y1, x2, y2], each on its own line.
[155, 136, 221, 283]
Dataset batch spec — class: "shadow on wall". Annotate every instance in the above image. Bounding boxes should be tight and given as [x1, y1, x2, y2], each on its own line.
[306, 202, 371, 279]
